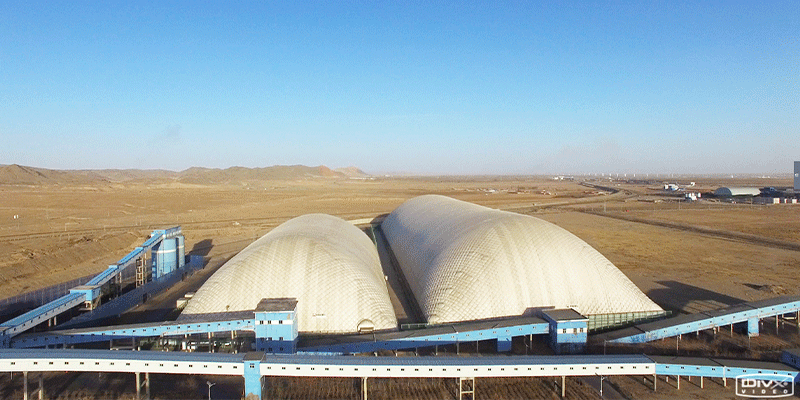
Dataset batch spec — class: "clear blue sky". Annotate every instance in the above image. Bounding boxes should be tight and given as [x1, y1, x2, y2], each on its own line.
[1, 1, 797, 175]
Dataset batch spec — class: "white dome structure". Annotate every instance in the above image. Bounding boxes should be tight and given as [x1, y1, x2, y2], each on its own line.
[381, 195, 662, 325]
[180, 214, 397, 333]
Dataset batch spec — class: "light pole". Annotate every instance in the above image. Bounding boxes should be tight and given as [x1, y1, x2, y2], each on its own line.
[206, 380, 216, 400]
[598, 374, 606, 397]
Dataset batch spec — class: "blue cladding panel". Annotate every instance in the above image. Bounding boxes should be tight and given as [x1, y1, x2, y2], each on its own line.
[11, 319, 258, 348]
[163, 226, 181, 238]
[117, 248, 144, 267]
[152, 238, 178, 279]
[610, 298, 800, 343]
[244, 359, 262, 398]
[86, 267, 118, 286]
[496, 335, 512, 352]
[782, 350, 800, 369]
[177, 236, 185, 268]
[0, 293, 86, 343]
[142, 231, 164, 249]
[255, 310, 298, 353]
[302, 322, 549, 354]
[748, 318, 759, 336]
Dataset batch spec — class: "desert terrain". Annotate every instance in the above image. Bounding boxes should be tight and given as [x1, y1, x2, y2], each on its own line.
[0, 165, 798, 399]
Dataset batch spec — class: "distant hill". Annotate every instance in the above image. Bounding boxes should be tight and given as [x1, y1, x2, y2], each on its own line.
[0, 164, 370, 186]
[0, 164, 106, 185]
[79, 169, 179, 182]
[335, 166, 370, 178]
[177, 165, 351, 184]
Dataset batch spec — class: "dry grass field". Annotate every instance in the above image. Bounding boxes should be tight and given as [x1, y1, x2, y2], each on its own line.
[0, 178, 588, 299]
[1, 174, 799, 399]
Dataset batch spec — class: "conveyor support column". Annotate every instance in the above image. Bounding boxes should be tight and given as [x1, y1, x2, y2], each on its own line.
[747, 317, 760, 337]
[243, 352, 263, 400]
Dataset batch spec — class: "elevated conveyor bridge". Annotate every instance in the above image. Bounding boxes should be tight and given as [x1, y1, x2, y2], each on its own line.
[0, 227, 183, 347]
[599, 295, 800, 344]
[0, 349, 797, 399]
[9, 313, 549, 354]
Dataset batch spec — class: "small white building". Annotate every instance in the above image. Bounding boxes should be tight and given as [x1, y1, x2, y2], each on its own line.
[684, 192, 701, 201]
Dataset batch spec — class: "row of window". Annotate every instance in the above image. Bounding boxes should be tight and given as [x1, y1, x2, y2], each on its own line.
[260, 320, 291, 325]
[661, 365, 781, 375]
[22, 321, 253, 343]
[261, 364, 649, 373]
[4, 360, 238, 370]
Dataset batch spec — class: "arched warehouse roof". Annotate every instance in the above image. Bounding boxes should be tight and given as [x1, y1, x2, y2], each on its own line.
[713, 187, 761, 197]
[180, 214, 397, 334]
[381, 195, 662, 325]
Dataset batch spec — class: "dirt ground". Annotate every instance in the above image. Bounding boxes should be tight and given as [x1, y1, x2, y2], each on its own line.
[1, 175, 799, 399]
[0, 178, 590, 299]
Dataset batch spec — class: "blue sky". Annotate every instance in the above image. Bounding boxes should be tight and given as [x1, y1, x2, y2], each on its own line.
[1, 1, 797, 175]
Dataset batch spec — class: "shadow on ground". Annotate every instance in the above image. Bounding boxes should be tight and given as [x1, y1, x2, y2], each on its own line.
[648, 281, 745, 313]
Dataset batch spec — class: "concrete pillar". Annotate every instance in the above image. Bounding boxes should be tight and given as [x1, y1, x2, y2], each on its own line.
[748, 318, 760, 337]
[677, 375, 680, 390]
[700, 376, 704, 389]
[458, 377, 475, 400]
[136, 372, 141, 399]
[23, 371, 28, 400]
[653, 374, 657, 391]
[362, 377, 368, 400]
[561, 376, 565, 398]
[145, 372, 150, 399]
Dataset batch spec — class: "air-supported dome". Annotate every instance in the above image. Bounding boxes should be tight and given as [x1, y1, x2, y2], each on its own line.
[381, 195, 662, 324]
[181, 214, 397, 333]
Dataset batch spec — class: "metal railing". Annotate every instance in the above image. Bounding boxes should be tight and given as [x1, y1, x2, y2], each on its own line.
[0, 274, 95, 318]
[587, 310, 671, 332]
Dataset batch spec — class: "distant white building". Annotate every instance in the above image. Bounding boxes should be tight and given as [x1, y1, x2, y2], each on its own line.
[684, 192, 701, 201]
[795, 161, 799, 191]
[714, 187, 761, 197]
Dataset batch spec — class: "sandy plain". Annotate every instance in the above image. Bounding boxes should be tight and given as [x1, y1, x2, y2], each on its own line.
[0, 175, 798, 399]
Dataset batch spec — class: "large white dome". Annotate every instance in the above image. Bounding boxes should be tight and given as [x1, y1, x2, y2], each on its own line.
[181, 214, 397, 333]
[381, 195, 662, 324]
